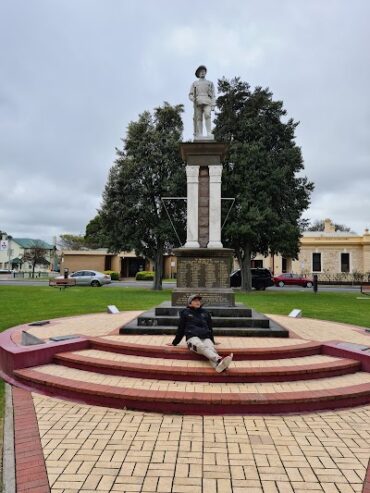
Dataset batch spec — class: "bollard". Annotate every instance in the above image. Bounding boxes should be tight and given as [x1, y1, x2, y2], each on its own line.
[313, 274, 318, 293]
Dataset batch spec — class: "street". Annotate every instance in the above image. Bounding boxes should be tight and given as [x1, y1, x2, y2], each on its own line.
[0, 278, 364, 293]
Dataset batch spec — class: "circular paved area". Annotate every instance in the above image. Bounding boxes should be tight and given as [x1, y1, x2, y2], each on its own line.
[6, 311, 370, 492]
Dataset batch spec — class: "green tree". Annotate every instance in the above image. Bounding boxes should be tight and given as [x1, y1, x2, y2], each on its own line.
[305, 219, 352, 232]
[22, 241, 50, 278]
[58, 234, 87, 250]
[85, 215, 109, 249]
[98, 102, 186, 290]
[214, 78, 314, 291]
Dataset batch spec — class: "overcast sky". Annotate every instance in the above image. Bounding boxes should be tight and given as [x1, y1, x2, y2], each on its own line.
[1, 0, 369, 242]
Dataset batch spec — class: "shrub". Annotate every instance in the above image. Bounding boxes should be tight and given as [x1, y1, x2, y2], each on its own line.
[103, 270, 120, 281]
[135, 271, 154, 281]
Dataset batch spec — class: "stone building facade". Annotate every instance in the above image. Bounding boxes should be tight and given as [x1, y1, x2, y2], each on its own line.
[254, 219, 370, 279]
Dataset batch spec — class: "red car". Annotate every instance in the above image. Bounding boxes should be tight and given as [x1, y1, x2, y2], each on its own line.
[273, 273, 313, 288]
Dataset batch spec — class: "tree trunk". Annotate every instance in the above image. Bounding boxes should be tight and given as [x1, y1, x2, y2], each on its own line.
[239, 246, 252, 292]
[32, 261, 36, 279]
[152, 251, 163, 291]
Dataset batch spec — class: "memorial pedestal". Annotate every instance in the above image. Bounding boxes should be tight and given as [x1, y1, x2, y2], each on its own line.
[171, 248, 235, 307]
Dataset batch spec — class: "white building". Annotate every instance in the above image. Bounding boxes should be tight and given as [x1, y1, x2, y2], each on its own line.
[0, 237, 55, 272]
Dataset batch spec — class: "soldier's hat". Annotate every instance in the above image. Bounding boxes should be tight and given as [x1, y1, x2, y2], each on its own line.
[195, 65, 207, 78]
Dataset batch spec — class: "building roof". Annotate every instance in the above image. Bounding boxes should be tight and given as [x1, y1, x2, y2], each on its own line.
[13, 238, 54, 250]
[62, 249, 137, 257]
[302, 231, 359, 238]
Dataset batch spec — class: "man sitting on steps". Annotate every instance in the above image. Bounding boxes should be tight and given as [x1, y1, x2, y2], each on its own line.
[166, 294, 233, 373]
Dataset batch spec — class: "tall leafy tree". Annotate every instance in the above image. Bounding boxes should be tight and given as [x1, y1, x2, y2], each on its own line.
[58, 234, 87, 250]
[305, 219, 352, 232]
[214, 78, 314, 290]
[98, 102, 186, 290]
[85, 215, 109, 249]
[22, 241, 50, 278]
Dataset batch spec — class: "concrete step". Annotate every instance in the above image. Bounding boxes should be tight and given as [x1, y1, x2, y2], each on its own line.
[122, 325, 282, 337]
[53, 350, 361, 383]
[155, 302, 252, 318]
[14, 365, 370, 415]
[121, 304, 289, 337]
[137, 314, 270, 328]
[121, 318, 288, 337]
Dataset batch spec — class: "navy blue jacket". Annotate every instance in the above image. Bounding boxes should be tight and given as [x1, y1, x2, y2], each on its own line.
[172, 307, 214, 346]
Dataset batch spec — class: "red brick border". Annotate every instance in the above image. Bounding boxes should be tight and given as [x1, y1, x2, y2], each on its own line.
[363, 458, 370, 493]
[12, 387, 50, 493]
[13, 368, 370, 416]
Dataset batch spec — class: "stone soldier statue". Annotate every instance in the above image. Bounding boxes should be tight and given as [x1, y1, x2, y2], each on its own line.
[189, 65, 216, 139]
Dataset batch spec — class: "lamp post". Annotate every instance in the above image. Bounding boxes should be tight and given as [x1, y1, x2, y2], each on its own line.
[7, 235, 12, 271]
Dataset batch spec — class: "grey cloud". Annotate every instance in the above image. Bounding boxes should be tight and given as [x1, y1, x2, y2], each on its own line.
[0, 0, 369, 241]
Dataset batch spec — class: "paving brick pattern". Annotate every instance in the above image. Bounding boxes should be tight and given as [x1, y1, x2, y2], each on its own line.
[267, 316, 370, 346]
[69, 350, 340, 368]
[8, 312, 370, 491]
[33, 393, 370, 493]
[104, 335, 309, 347]
[26, 312, 143, 340]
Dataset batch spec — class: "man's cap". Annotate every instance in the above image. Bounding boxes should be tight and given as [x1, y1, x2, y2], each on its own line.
[195, 65, 207, 78]
[188, 294, 202, 305]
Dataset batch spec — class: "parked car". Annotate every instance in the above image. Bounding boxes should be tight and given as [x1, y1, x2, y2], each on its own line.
[230, 268, 274, 290]
[57, 270, 111, 287]
[273, 273, 313, 288]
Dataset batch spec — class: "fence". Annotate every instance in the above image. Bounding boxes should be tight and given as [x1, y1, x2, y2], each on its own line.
[316, 272, 370, 285]
[13, 271, 51, 279]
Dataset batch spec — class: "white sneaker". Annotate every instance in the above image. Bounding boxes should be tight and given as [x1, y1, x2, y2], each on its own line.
[216, 353, 233, 373]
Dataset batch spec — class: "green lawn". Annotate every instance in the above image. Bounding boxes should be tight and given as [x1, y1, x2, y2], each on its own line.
[237, 290, 370, 328]
[1, 286, 369, 333]
[0, 285, 369, 419]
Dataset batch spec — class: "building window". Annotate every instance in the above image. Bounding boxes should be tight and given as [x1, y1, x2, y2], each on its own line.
[341, 253, 350, 273]
[251, 260, 263, 268]
[282, 258, 287, 273]
[105, 255, 112, 271]
[312, 253, 321, 272]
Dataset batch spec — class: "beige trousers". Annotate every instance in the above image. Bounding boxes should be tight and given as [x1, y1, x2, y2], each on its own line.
[187, 337, 221, 368]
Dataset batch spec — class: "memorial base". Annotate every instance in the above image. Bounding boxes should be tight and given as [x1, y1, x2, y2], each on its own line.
[171, 247, 235, 307]
[171, 287, 235, 307]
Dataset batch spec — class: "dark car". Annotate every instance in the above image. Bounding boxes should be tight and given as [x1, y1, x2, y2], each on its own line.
[273, 273, 313, 288]
[230, 268, 274, 290]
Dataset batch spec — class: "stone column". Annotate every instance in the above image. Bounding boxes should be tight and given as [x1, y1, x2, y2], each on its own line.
[184, 165, 200, 248]
[208, 165, 223, 248]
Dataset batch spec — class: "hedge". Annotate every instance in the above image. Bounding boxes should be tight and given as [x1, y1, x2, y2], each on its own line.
[103, 270, 120, 281]
[135, 271, 154, 281]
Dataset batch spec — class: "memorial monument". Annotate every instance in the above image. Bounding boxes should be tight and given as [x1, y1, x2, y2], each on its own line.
[171, 65, 235, 307]
[121, 66, 287, 337]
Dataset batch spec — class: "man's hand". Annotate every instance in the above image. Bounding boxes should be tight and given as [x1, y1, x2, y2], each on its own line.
[165, 343, 174, 347]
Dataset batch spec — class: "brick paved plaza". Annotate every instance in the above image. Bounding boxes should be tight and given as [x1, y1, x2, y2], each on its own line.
[3, 311, 370, 492]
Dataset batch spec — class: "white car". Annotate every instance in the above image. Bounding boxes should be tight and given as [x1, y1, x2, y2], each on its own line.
[59, 270, 111, 287]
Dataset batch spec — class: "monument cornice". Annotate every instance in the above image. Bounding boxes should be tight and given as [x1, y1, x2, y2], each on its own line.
[180, 141, 228, 163]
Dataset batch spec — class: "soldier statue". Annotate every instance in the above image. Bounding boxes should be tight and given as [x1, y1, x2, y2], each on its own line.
[189, 65, 216, 140]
